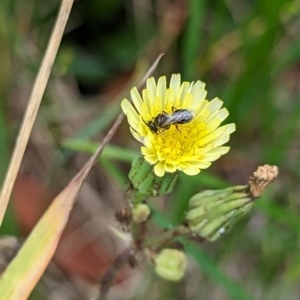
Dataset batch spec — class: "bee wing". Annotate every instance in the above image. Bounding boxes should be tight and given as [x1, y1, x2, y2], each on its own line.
[168, 110, 194, 124]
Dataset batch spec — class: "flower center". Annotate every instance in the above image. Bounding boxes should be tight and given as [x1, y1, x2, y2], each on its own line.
[150, 121, 209, 164]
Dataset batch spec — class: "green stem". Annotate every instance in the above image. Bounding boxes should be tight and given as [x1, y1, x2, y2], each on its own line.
[99, 247, 134, 300]
[142, 225, 191, 248]
[126, 183, 148, 204]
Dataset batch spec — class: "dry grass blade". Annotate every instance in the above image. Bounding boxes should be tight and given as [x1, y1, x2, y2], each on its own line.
[0, 176, 84, 300]
[0, 0, 74, 226]
[0, 54, 163, 300]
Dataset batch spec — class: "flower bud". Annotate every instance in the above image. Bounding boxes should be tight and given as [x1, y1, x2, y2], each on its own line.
[185, 165, 278, 241]
[132, 203, 151, 224]
[128, 156, 177, 201]
[185, 185, 253, 241]
[154, 249, 187, 282]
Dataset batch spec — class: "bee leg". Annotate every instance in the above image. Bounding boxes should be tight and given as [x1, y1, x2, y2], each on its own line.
[175, 125, 181, 132]
[172, 106, 177, 112]
[158, 124, 170, 134]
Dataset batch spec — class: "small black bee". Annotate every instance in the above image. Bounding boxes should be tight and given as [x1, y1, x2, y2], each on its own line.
[144, 107, 193, 133]
[144, 120, 159, 133]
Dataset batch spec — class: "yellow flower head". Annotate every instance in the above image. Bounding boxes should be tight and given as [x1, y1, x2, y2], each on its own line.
[121, 74, 235, 177]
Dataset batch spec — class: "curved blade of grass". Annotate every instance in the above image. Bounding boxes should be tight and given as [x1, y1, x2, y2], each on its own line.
[0, 134, 104, 299]
[182, 0, 205, 79]
[0, 166, 89, 299]
[63, 139, 139, 163]
[0, 54, 163, 300]
[0, 0, 74, 226]
[186, 242, 254, 300]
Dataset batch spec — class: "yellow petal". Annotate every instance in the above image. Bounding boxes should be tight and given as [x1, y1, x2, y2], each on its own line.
[141, 146, 153, 156]
[142, 89, 154, 116]
[206, 108, 229, 123]
[181, 93, 193, 109]
[190, 82, 207, 110]
[188, 161, 211, 169]
[209, 146, 230, 155]
[182, 166, 200, 175]
[130, 127, 143, 143]
[207, 98, 223, 115]
[121, 99, 137, 118]
[205, 109, 229, 131]
[121, 99, 140, 132]
[130, 87, 143, 113]
[170, 74, 181, 95]
[144, 154, 158, 164]
[194, 100, 209, 118]
[157, 76, 167, 107]
[177, 82, 190, 107]
[189, 80, 205, 95]
[146, 77, 157, 99]
[213, 135, 230, 147]
[154, 161, 166, 177]
[165, 163, 176, 173]
[165, 88, 175, 111]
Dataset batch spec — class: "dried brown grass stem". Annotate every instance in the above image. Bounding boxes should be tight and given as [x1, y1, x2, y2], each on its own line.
[0, 0, 75, 225]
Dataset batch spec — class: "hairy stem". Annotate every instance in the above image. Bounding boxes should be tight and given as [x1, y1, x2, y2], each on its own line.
[99, 248, 135, 300]
[142, 225, 191, 249]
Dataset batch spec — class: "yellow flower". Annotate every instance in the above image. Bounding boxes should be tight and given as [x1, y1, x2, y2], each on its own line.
[121, 74, 235, 177]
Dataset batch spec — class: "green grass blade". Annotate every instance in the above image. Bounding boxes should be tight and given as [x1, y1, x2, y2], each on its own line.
[186, 242, 254, 300]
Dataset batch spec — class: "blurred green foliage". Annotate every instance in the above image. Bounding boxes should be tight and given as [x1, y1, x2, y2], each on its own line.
[1, 0, 300, 299]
